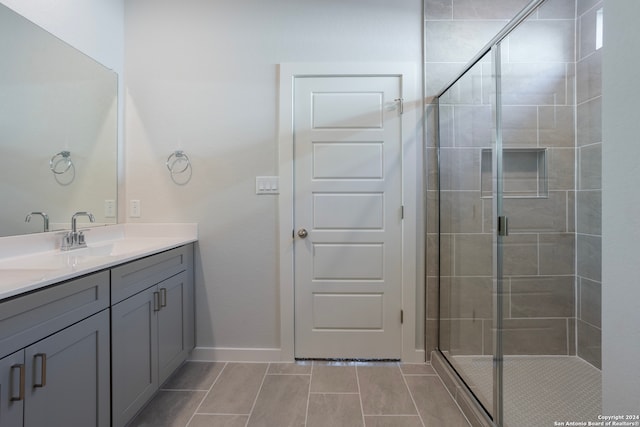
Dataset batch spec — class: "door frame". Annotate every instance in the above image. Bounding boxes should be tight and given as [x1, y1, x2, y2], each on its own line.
[277, 63, 422, 362]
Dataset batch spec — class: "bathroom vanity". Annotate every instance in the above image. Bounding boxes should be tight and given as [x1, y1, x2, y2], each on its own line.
[0, 224, 197, 427]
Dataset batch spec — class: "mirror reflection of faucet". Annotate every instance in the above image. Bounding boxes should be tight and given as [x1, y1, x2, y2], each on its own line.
[61, 211, 95, 251]
[25, 211, 49, 232]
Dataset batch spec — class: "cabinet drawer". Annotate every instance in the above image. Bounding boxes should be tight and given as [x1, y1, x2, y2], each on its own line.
[0, 270, 109, 359]
[110, 244, 193, 305]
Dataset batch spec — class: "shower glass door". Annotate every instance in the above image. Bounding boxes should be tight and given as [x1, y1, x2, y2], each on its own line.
[438, 50, 498, 417]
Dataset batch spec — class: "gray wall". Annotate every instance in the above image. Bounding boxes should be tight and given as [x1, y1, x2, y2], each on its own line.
[124, 0, 424, 355]
[602, 0, 640, 414]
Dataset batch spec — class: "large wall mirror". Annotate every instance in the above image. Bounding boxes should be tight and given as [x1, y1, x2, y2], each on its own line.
[0, 3, 117, 237]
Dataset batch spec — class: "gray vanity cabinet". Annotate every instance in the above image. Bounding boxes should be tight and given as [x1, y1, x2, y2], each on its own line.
[0, 351, 23, 427]
[23, 310, 110, 427]
[111, 245, 194, 427]
[0, 271, 110, 427]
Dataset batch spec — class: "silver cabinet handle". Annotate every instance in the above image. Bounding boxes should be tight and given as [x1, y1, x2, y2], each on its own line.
[33, 354, 46, 388]
[153, 291, 160, 312]
[297, 229, 308, 238]
[160, 288, 167, 308]
[10, 364, 25, 401]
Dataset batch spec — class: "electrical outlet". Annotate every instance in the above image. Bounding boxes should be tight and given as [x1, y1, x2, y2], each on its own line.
[130, 199, 141, 217]
[104, 200, 116, 218]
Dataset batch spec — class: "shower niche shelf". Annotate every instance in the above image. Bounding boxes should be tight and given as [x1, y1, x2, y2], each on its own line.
[481, 148, 548, 198]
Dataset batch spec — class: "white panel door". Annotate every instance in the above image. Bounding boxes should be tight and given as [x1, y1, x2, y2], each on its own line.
[294, 75, 403, 359]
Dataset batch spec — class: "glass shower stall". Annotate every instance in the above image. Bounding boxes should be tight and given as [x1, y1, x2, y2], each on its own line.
[434, 0, 602, 425]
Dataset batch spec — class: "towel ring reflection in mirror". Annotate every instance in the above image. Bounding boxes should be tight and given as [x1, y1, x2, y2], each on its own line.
[166, 150, 192, 185]
[49, 151, 75, 185]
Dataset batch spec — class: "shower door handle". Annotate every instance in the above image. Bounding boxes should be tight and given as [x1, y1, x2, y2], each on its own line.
[498, 216, 509, 236]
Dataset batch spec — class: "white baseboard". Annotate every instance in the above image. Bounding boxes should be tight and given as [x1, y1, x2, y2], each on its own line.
[189, 347, 290, 362]
[190, 347, 426, 363]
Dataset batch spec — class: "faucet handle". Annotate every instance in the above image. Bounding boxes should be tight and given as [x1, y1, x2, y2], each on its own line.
[61, 232, 74, 251]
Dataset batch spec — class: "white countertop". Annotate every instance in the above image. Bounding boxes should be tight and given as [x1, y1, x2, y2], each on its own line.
[0, 223, 197, 301]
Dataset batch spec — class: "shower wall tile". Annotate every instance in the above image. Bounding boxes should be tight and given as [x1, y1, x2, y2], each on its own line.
[577, 97, 602, 146]
[510, 276, 574, 318]
[454, 234, 493, 276]
[453, 0, 527, 19]
[502, 318, 568, 355]
[502, 192, 567, 233]
[447, 319, 484, 355]
[567, 191, 576, 233]
[502, 234, 539, 276]
[453, 106, 493, 147]
[508, 20, 575, 63]
[426, 191, 439, 233]
[425, 0, 452, 20]
[577, 234, 602, 282]
[577, 320, 601, 369]
[438, 148, 482, 191]
[440, 191, 484, 233]
[539, 105, 575, 147]
[501, 62, 571, 106]
[568, 318, 576, 356]
[437, 104, 454, 148]
[577, 0, 601, 16]
[429, 233, 452, 277]
[538, 0, 576, 19]
[579, 278, 601, 328]
[427, 276, 440, 320]
[578, 143, 601, 190]
[577, 190, 601, 236]
[439, 277, 453, 319]
[425, 20, 508, 62]
[426, 149, 439, 191]
[501, 106, 538, 147]
[426, 319, 438, 356]
[547, 148, 575, 191]
[443, 276, 493, 319]
[576, 50, 602, 103]
[539, 233, 575, 275]
[442, 62, 486, 104]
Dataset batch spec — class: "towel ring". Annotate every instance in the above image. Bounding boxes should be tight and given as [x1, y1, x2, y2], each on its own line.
[166, 150, 191, 175]
[50, 151, 73, 175]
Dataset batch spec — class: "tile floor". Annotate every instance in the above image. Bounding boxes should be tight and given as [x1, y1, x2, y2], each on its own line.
[128, 361, 471, 427]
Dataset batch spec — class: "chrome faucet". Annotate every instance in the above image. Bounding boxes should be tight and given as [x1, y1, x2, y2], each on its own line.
[61, 211, 95, 251]
[25, 212, 49, 232]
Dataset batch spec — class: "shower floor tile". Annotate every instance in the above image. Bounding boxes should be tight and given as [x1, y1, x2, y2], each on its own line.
[450, 355, 602, 427]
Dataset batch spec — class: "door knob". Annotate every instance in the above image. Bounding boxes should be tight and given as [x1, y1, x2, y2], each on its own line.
[297, 228, 308, 238]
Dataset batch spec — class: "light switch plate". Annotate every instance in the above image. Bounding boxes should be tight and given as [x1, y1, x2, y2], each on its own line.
[130, 199, 141, 217]
[256, 176, 279, 195]
[104, 200, 116, 218]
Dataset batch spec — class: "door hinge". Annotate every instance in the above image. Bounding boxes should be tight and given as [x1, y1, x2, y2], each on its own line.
[394, 98, 404, 114]
[400, 205, 404, 220]
[400, 309, 404, 324]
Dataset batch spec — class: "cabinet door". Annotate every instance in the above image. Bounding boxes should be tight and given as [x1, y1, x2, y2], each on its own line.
[23, 310, 110, 427]
[0, 351, 24, 427]
[111, 287, 158, 427]
[157, 271, 193, 384]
